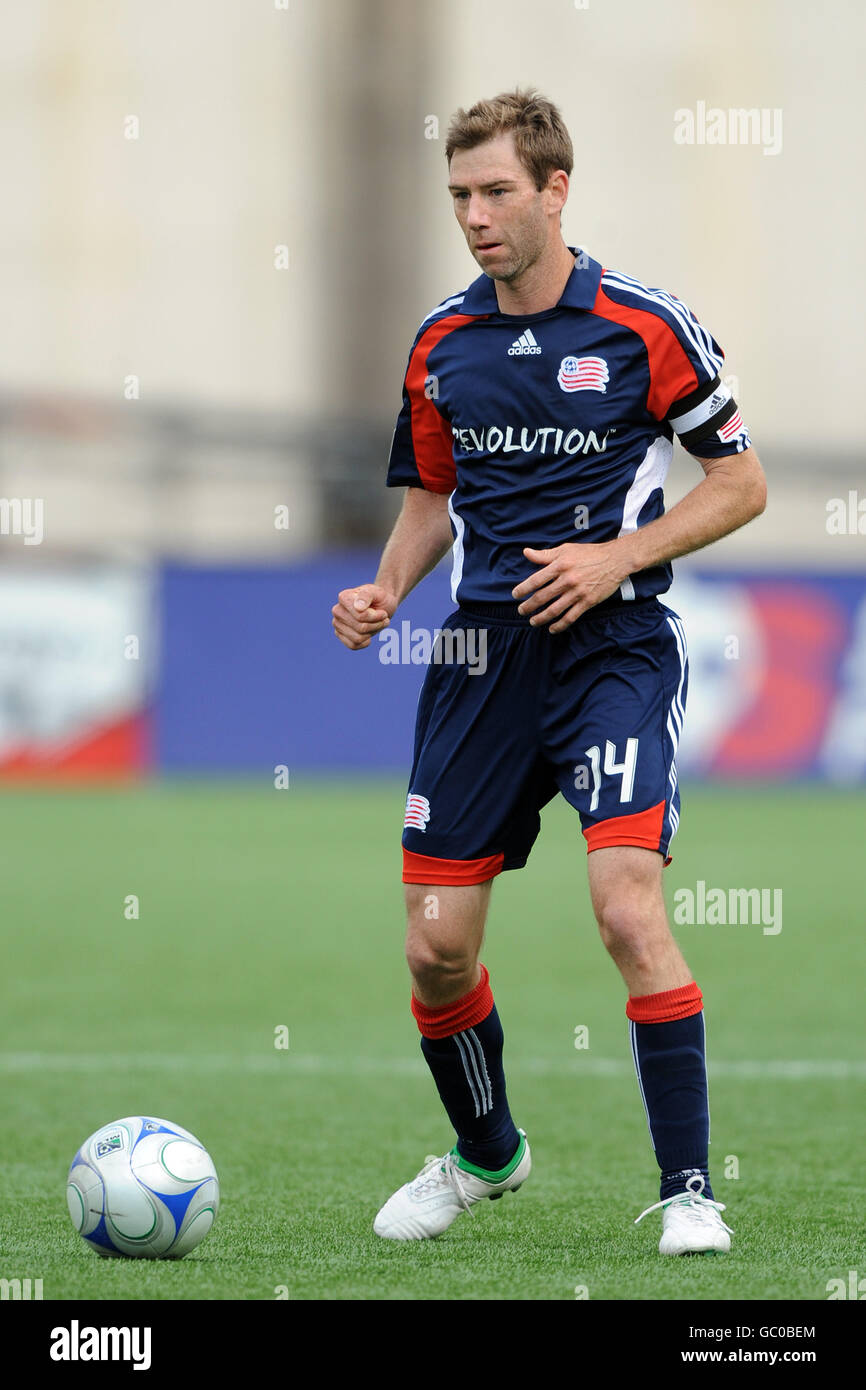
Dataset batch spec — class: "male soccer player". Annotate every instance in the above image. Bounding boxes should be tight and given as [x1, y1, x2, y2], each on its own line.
[332, 90, 765, 1254]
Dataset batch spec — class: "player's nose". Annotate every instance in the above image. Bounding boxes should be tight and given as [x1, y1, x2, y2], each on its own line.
[466, 196, 491, 230]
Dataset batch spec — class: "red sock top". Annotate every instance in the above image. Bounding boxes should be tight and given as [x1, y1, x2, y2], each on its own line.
[411, 964, 494, 1039]
[626, 981, 703, 1023]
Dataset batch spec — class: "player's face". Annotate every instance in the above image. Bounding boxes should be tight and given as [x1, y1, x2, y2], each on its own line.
[448, 133, 559, 282]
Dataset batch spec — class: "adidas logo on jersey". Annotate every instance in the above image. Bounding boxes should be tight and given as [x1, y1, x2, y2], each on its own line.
[508, 329, 541, 356]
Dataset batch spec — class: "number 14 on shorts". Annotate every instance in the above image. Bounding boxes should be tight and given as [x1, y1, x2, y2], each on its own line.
[577, 738, 639, 812]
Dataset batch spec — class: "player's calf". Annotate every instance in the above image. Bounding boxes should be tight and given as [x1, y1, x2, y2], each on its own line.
[586, 846, 726, 1250]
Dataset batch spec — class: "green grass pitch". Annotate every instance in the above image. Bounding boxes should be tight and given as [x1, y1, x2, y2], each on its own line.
[0, 779, 863, 1301]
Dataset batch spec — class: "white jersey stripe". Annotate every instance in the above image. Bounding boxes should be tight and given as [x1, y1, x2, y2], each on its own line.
[649, 286, 718, 365]
[603, 270, 720, 365]
[602, 272, 723, 378]
[448, 492, 465, 605]
[603, 270, 720, 374]
[419, 292, 466, 327]
[607, 272, 722, 376]
[615, 437, 673, 600]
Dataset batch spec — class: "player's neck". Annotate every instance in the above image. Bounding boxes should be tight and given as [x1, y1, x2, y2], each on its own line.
[493, 240, 576, 317]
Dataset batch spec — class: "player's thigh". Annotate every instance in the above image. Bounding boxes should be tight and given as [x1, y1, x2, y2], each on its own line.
[402, 613, 555, 882]
[586, 843, 666, 941]
[544, 599, 688, 862]
[404, 880, 492, 974]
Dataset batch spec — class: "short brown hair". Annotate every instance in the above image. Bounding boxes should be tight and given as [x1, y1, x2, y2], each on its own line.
[445, 88, 573, 191]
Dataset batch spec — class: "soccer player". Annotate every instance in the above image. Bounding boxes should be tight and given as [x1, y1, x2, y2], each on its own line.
[332, 89, 766, 1254]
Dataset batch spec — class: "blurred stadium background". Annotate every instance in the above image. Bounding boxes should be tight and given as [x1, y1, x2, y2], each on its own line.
[0, 0, 863, 784]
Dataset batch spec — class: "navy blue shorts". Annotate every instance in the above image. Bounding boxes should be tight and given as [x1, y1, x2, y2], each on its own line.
[402, 596, 688, 885]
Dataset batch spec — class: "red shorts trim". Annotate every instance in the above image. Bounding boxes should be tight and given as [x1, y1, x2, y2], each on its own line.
[583, 800, 666, 854]
[402, 848, 505, 885]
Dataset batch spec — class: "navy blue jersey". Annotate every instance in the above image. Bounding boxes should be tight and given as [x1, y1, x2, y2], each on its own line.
[386, 248, 751, 606]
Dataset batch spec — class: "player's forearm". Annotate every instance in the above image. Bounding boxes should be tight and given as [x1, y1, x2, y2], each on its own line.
[375, 487, 454, 605]
[616, 453, 767, 576]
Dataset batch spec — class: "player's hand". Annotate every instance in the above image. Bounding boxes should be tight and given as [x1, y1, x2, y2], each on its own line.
[512, 542, 629, 633]
[332, 582, 398, 650]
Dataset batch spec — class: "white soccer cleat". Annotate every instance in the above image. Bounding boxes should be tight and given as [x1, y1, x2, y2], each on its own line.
[373, 1131, 531, 1240]
[634, 1173, 733, 1255]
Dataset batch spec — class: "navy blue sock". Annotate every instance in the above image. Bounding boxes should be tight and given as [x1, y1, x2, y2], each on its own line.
[420, 1008, 521, 1171]
[628, 988, 714, 1202]
[413, 968, 521, 1173]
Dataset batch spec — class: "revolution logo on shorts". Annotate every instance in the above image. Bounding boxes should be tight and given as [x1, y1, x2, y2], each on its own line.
[404, 793, 431, 831]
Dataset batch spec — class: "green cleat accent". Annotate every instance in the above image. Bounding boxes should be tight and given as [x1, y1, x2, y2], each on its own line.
[451, 1132, 527, 1185]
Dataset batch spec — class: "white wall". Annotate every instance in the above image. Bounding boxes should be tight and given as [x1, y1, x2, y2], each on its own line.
[0, 0, 861, 563]
[410, 0, 864, 456]
[0, 1, 323, 412]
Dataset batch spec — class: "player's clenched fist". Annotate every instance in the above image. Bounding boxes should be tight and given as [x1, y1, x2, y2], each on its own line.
[332, 583, 398, 650]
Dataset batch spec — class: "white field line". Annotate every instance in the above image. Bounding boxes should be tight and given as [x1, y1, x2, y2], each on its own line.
[0, 1053, 864, 1080]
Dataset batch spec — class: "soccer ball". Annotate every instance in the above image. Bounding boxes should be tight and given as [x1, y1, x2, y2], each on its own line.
[66, 1115, 219, 1259]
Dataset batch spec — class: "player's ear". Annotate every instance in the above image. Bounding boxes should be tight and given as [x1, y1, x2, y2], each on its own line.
[542, 169, 568, 215]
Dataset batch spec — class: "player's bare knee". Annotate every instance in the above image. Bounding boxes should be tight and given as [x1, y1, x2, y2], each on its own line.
[599, 928, 661, 980]
[405, 938, 477, 997]
[595, 898, 668, 964]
